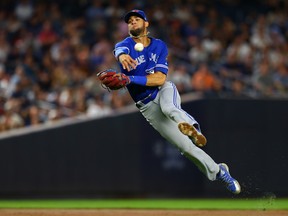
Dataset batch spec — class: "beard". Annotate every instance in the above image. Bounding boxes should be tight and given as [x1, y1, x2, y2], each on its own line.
[129, 26, 144, 37]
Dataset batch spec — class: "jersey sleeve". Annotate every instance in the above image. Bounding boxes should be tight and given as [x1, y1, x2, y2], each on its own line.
[113, 40, 130, 60]
[154, 40, 169, 74]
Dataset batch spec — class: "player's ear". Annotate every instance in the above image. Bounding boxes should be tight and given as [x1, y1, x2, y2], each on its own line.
[145, 21, 149, 28]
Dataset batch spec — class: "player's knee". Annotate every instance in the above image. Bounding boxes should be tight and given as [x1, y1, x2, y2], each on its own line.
[161, 106, 178, 119]
[177, 140, 195, 154]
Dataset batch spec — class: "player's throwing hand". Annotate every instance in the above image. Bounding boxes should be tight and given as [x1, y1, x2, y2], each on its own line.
[118, 54, 137, 71]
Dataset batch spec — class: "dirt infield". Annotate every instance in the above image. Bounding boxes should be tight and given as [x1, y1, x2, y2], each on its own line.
[0, 209, 287, 216]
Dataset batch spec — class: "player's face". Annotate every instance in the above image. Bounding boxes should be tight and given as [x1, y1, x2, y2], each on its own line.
[127, 16, 146, 37]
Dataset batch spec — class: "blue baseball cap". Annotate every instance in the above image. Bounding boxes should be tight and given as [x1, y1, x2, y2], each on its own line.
[124, 9, 148, 23]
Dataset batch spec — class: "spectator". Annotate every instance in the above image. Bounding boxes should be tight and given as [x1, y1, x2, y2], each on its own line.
[168, 64, 192, 94]
[0, 0, 287, 133]
[86, 96, 112, 117]
[14, 0, 34, 22]
[273, 62, 288, 97]
[37, 20, 58, 50]
[252, 60, 274, 97]
[191, 63, 221, 93]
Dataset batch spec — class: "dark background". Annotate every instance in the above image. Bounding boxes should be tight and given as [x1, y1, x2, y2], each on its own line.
[0, 98, 287, 199]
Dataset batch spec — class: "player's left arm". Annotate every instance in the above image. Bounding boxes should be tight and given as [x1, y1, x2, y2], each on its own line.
[128, 70, 166, 87]
[110, 40, 168, 87]
[145, 72, 166, 86]
[129, 40, 168, 87]
[144, 41, 168, 86]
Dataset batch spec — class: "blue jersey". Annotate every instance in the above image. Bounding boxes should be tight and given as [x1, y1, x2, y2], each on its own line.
[114, 37, 168, 102]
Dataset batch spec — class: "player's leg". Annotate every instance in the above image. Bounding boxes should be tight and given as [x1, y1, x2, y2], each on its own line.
[217, 163, 241, 194]
[138, 84, 241, 194]
[158, 81, 197, 125]
[139, 101, 241, 193]
[158, 81, 207, 147]
[139, 100, 219, 181]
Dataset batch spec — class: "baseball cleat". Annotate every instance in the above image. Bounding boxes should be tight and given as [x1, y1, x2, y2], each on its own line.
[178, 122, 207, 147]
[217, 163, 241, 194]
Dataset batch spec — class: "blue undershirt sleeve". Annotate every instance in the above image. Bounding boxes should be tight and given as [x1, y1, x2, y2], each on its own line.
[129, 76, 147, 86]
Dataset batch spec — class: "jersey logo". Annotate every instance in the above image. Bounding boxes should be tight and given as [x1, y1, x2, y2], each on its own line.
[149, 53, 158, 63]
[136, 55, 146, 65]
[134, 53, 159, 73]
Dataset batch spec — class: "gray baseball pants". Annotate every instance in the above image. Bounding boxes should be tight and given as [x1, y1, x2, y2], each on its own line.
[137, 81, 220, 180]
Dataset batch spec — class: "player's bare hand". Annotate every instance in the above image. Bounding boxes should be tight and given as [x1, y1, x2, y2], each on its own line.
[119, 54, 137, 71]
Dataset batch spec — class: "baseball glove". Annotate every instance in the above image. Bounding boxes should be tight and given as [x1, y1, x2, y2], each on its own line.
[97, 69, 130, 90]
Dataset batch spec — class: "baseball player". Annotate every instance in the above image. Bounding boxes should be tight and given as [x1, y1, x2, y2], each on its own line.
[105, 9, 241, 194]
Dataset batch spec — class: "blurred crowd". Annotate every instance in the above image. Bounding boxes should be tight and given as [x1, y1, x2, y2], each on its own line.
[0, 0, 287, 132]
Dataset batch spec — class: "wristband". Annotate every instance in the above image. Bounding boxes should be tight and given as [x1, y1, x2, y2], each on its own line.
[129, 76, 147, 86]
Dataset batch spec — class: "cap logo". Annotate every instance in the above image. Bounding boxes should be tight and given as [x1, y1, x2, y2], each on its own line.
[124, 9, 147, 23]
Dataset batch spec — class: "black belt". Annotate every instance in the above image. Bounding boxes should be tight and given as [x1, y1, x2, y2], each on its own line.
[135, 89, 159, 108]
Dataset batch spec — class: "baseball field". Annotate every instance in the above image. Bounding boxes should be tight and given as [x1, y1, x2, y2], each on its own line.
[0, 198, 287, 216]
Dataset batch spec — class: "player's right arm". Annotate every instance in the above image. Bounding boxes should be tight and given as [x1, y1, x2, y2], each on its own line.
[118, 54, 137, 71]
[114, 41, 137, 71]
[114, 39, 167, 87]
